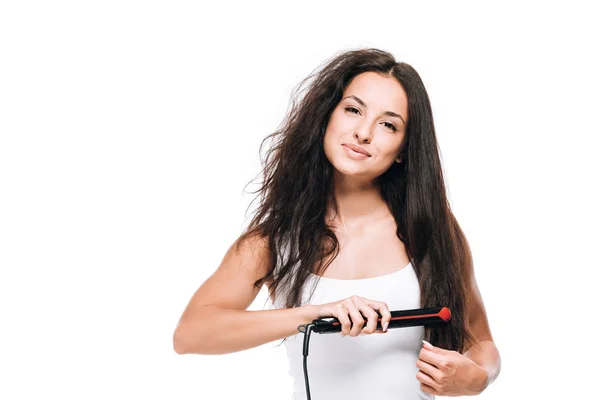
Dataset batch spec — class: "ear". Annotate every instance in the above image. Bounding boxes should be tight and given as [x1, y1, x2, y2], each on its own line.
[395, 148, 404, 164]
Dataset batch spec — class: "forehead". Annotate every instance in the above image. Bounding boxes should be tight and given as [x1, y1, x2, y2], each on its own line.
[343, 71, 408, 114]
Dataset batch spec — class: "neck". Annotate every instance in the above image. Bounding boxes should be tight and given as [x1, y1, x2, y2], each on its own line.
[326, 171, 390, 231]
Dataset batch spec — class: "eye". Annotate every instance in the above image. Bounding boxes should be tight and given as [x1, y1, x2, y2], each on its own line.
[383, 122, 398, 132]
[345, 106, 397, 132]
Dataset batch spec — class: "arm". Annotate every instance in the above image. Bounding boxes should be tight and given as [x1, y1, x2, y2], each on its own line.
[462, 271, 501, 391]
[174, 303, 320, 355]
[173, 234, 321, 355]
[417, 230, 501, 396]
[463, 339, 501, 390]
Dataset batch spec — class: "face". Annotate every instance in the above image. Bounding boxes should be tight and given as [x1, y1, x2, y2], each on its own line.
[323, 71, 409, 182]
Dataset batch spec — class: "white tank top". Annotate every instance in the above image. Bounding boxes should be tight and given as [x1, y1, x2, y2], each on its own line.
[270, 260, 434, 400]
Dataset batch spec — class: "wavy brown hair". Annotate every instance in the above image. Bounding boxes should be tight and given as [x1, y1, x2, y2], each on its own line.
[236, 47, 477, 352]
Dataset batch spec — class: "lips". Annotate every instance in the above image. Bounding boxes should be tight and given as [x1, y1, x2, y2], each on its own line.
[342, 143, 371, 156]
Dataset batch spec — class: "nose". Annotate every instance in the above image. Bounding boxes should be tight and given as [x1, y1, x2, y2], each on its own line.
[353, 121, 373, 143]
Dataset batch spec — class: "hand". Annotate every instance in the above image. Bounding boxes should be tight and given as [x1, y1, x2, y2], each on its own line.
[316, 295, 391, 337]
[416, 340, 489, 396]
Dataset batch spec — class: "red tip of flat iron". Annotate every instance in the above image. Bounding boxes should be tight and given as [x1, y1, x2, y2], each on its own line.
[439, 307, 451, 321]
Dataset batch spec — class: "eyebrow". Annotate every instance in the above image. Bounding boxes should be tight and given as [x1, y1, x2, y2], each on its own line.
[342, 95, 406, 125]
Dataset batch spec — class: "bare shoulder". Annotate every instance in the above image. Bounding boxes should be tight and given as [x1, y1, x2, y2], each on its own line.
[177, 231, 273, 323]
[227, 232, 273, 285]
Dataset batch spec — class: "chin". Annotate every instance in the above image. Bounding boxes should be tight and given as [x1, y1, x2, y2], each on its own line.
[330, 159, 373, 179]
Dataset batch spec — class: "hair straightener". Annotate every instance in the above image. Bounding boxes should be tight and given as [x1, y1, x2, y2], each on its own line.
[296, 306, 451, 400]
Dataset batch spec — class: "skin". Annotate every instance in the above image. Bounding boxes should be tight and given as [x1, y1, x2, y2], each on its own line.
[312, 71, 501, 395]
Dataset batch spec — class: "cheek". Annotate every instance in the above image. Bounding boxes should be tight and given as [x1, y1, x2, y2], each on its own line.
[327, 110, 353, 134]
[385, 142, 402, 157]
[384, 136, 405, 155]
[323, 131, 337, 161]
[323, 115, 344, 149]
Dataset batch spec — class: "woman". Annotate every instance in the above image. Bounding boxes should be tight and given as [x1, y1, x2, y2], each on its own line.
[173, 48, 501, 399]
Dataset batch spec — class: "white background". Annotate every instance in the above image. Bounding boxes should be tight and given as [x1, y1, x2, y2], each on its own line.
[1, 1, 598, 399]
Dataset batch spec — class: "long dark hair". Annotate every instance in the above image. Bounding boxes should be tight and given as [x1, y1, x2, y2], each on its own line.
[236, 47, 476, 352]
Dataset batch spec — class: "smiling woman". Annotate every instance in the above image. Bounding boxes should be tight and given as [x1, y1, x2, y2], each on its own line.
[173, 47, 501, 400]
[323, 71, 408, 180]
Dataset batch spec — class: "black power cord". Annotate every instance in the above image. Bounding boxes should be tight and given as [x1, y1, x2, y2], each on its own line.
[296, 322, 316, 400]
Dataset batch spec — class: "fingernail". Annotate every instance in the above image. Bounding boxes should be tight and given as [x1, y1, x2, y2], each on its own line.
[422, 340, 433, 349]
[383, 322, 389, 331]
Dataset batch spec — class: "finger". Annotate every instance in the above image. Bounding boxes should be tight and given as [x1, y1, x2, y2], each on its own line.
[345, 299, 366, 337]
[419, 382, 440, 396]
[364, 299, 391, 331]
[355, 299, 380, 334]
[334, 303, 352, 336]
[416, 370, 439, 392]
[416, 359, 442, 382]
[418, 347, 445, 369]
